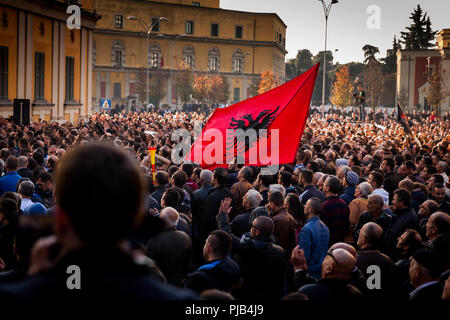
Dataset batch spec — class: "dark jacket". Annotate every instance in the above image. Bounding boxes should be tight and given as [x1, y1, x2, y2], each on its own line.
[356, 247, 396, 298]
[408, 282, 443, 301]
[0, 223, 17, 270]
[299, 185, 324, 206]
[383, 172, 399, 202]
[17, 168, 35, 183]
[271, 207, 297, 255]
[216, 211, 287, 300]
[146, 227, 192, 286]
[230, 209, 253, 239]
[353, 210, 392, 243]
[196, 185, 236, 247]
[185, 256, 241, 294]
[321, 196, 350, 246]
[0, 247, 198, 300]
[383, 207, 418, 257]
[340, 186, 356, 205]
[411, 190, 427, 214]
[299, 278, 363, 301]
[150, 185, 168, 207]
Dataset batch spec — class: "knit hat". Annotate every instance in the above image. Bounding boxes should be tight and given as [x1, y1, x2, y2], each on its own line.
[23, 203, 47, 216]
[412, 249, 445, 277]
[345, 171, 359, 187]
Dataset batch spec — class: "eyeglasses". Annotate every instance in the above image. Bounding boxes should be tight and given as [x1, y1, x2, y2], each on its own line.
[327, 248, 340, 265]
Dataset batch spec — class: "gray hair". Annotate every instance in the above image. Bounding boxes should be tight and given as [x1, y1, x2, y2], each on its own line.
[269, 184, 286, 198]
[18, 180, 35, 197]
[313, 172, 324, 185]
[244, 189, 263, 208]
[249, 206, 269, 224]
[18, 156, 28, 168]
[200, 169, 213, 186]
[358, 182, 373, 198]
[368, 194, 384, 207]
[438, 161, 447, 171]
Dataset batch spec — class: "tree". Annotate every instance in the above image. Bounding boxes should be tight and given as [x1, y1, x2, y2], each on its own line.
[400, 5, 437, 50]
[312, 50, 335, 105]
[381, 36, 401, 74]
[173, 61, 194, 105]
[363, 62, 384, 111]
[285, 49, 313, 80]
[193, 73, 212, 103]
[426, 63, 450, 114]
[148, 69, 166, 107]
[330, 65, 353, 109]
[208, 76, 230, 104]
[258, 70, 280, 94]
[135, 67, 148, 104]
[363, 44, 380, 65]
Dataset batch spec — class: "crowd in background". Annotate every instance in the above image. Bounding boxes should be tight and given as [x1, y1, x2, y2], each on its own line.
[0, 107, 449, 301]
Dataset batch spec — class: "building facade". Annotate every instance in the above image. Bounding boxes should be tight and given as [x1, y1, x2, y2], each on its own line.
[0, 0, 99, 123]
[91, 0, 287, 111]
[396, 29, 450, 113]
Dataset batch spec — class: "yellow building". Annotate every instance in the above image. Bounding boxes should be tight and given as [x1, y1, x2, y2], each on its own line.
[437, 29, 450, 49]
[0, 0, 99, 124]
[91, 0, 287, 109]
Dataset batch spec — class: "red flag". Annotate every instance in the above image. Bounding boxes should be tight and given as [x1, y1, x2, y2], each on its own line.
[160, 55, 164, 68]
[185, 64, 319, 170]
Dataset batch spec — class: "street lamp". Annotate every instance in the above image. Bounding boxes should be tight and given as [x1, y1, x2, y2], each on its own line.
[128, 16, 168, 107]
[318, 0, 339, 118]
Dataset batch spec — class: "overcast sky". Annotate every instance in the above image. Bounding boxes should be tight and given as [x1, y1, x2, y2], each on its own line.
[221, 0, 450, 64]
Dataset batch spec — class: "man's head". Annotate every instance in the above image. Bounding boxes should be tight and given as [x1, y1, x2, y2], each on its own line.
[161, 187, 181, 208]
[278, 171, 292, 188]
[431, 183, 446, 204]
[36, 172, 53, 193]
[250, 216, 274, 238]
[426, 211, 450, 241]
[5, 156, 18, 172]
[323, 175, 341, 196]
[368, 171, 384, 190]
[367, 194, 384, 215]
[392, 188, 411, 211]
[243, 189, 263, 211]
[213, 167, 228, 187]
[418, 200, 439, 219]
[427, 174, 444, 191]
[237, 166, 252, 182]
[321, 248, 356, 281]
[357, 222, 383, 250]
[159, 207, 179, 228]
[381, 157, 395, 174]
[203, 230, 232, 262]
[304, 197, 322, 219]
[396, 229, 423, 256]
[155, 171, 169, 187]
[409, 249, 445, 288]
[18, 180, 35, 199]
[299, 169, 313, 187]
[199, 169, 213, 187]
[18, 156, 28, 169]
[398, 178, 415, 192]
[268, 191, 284, 213]
[54, 143, 145, 247]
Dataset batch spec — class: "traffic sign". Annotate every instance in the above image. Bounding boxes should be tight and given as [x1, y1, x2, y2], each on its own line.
[100, 98, 111, 110]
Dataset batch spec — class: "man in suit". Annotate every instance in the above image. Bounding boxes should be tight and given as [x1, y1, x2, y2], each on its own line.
[409, 249, 445, 301]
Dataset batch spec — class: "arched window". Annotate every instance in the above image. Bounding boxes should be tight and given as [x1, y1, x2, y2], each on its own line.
[232, 49, 244, 73]
[111, 40, 125, 67]
[149, 42, 162, 68]
[183, 45, 195, 69]
[208, 47, 220, 72]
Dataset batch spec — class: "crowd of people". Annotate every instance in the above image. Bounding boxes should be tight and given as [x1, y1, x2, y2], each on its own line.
[0, 107, 449, 301]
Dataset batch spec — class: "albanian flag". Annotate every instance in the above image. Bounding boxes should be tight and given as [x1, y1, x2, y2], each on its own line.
[397, 103, 412, 134]
[185, 64, 319, 170]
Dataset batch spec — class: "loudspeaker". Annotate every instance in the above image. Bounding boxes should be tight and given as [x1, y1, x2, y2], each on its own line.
[13, 99, 30, 125]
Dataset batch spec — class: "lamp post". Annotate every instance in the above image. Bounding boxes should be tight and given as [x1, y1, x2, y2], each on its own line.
[318, 0, 339, 118]
[128, 16, 168, 107]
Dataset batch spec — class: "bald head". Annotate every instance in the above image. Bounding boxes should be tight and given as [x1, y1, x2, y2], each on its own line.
[427, 212, 450, 240]
[322, 248, 356, 280]
[357, 222, 383, 249]
[330, 242, 357, 258]
[253, 216, 274, 237]
[160, 207, 179, 228]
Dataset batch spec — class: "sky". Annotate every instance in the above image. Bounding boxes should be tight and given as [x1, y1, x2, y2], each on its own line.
[221, 0, 450, 64]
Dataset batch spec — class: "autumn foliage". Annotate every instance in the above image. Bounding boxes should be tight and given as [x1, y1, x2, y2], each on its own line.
[257, 70, 281, 94]
[330, 65, 354, 109]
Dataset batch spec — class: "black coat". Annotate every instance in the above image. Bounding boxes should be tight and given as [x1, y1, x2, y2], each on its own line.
[216, 211, 287, 300]
[383, 207, 418, 257]
[196, 186, 236, 247]
[0, 247, 198, 300]
[185, 256, 241, 294]
[150, 185, 167, 207]
[408, 282, 443, 301]
[299, 278, 363, 301]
